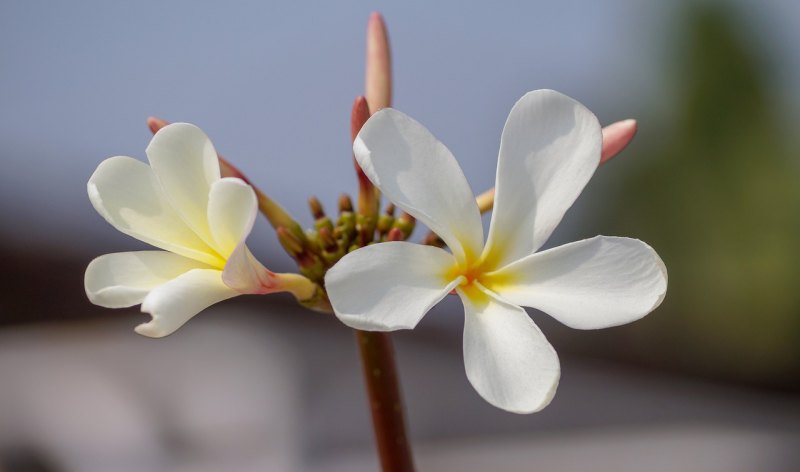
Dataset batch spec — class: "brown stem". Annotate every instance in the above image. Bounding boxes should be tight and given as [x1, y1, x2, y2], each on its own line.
[354, 211, 416, 471]
[356, 330, 415, 472]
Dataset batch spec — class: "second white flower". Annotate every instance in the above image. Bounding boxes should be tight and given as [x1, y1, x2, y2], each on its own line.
[325, 89, 668, 414]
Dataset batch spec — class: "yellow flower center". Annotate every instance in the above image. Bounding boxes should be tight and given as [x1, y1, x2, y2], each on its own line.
[442, 251, 519, 305]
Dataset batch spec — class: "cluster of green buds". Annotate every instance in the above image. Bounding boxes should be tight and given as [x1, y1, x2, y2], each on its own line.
[283, 192, 415, 285]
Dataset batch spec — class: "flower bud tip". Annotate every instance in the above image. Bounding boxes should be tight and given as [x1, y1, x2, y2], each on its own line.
[147, 116, 169, 134]
[318, 226, 339, 253]
[339, 193, 354, 213]
[276, 227, 304, 256]
[308, 196, 325, 220]
[601, 119, 638, 164]
[351, 96, 371, 142]
[365, 12, 392, 113]
[387, 227, 404, 242]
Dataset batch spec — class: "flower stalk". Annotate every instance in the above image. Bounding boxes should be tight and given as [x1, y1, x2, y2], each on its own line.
[356, 330, 415, 472]
[352, 13, 415, 471]
[354, 226, 415, 471]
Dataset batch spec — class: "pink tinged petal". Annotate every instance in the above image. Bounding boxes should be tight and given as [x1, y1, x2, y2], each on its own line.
[354, 109, 484, 265]
[146, 123, 221, 247]
[207, 177, 258, 258]
[490, 236, 667, 330]
[484, 90, 602, 270]
[88, 156, 224, 267]
[136, 268, 238, 338]
[85, 251, 212, 308]
[601, 119, 637, 164]
[222, 242, 278, 294]
[459, 284, 560, 414]
[325, 242, 460, 331]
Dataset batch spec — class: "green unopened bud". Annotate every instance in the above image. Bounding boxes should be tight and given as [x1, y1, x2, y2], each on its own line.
[318, 226, 338, 253]
[305, 229, 323, 255]
[308, 196, 325, 220]
[338, 193, 354, 214]
[356, 213, 376, 246]
[391, 212, 415, 239]
[335, 211, 357, 247]
[277, 226, 304, 256]
[298, 257, 326, 283]
[376, 213, 394, 239]
[319, 232, 345, 267]
[314, 216, 334, 233]
[278, 227, 325, 281]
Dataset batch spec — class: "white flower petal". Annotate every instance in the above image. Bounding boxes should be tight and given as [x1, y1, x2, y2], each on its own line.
[326, 242, 460, 331]
[459, 284, 560, 414]
[85, 251, 211, 308]
[88, 156, 224, 267]
[207, 177, 257, 257]
[489, 236, 667, 330]
[222, 242, 277, 294]
[354, 109, 484, 265]
[483, 90, 602, 269]
[137, 269, 238, 338]
[146, 123, 221, 247]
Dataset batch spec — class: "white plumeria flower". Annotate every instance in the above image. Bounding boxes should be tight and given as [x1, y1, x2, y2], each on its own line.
[85, 123, 306, 338]
[325, 90, 667, 414]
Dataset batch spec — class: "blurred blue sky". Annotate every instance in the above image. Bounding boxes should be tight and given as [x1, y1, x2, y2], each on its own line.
[1, 0, 798, 271]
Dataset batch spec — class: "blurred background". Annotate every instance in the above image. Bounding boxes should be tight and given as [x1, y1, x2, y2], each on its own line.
[1, 0, 799, 470]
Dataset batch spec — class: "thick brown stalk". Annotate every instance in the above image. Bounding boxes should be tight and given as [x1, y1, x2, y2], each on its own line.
[356, 330, 415, 472]
[356, 224, 414, 472]
[355, 14, 415, 468]
[355, 229, 415, 471]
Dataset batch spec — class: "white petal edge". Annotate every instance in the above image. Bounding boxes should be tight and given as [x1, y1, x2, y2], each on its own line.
[354, 109, 484, 265]
[85, 251, 212, 308]
[146, 123, 221, 247]
[459, 283, 560, 414]
[88, 156, 224, 267]
[207, 177, 258, 258]
[490, 236, 667, 330]
[137, 268, 238, 338]
[325, 242, 461, 331]
[483, 90, 602, 270]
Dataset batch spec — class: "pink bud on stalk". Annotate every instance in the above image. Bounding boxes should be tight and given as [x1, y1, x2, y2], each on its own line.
[365, 12, 392, 114]
[600, 118, 638, 164]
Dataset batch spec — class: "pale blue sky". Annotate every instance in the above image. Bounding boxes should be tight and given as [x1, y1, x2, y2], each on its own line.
[1, 0, 798, 270]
